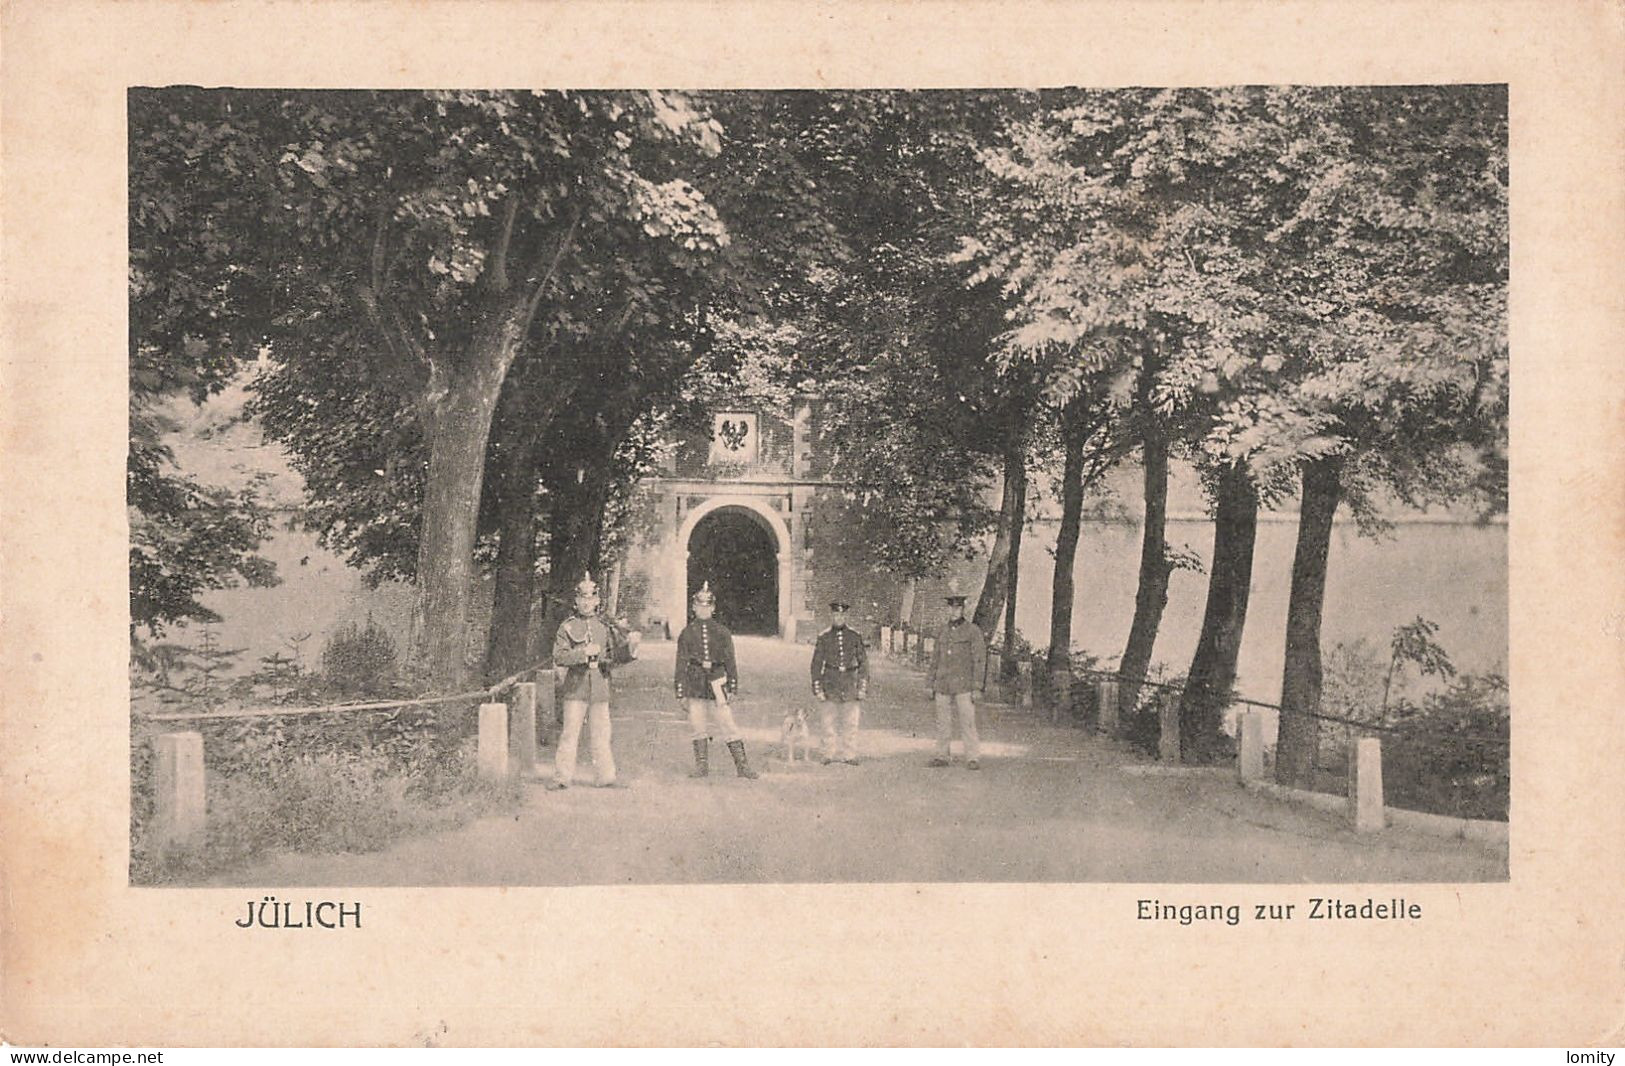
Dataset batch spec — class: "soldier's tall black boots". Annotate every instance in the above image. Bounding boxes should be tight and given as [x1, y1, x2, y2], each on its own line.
[727, 739, 759, 780]
[689, 738, 710, 778]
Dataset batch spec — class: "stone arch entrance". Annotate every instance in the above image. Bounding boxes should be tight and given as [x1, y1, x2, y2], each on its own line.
[675, 498, 791, 637]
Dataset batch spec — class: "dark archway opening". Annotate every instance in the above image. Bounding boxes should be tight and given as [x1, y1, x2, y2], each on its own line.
[687, 508, 778, 636]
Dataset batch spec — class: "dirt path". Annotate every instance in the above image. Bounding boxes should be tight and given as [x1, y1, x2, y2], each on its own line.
[220, 637, 1508, 885]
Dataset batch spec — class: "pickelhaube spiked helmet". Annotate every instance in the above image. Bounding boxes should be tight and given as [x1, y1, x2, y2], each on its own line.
[692, 580, 715, 606]
[574, 571, 600, 599]
[944, 577, 968, 606]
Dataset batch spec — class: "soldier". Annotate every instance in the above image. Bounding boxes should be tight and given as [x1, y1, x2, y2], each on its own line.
[675, 581, 758, 780]
[926, 580, 987, 770]
[811, 598, 868, 765]
[548, 572, 627, 790]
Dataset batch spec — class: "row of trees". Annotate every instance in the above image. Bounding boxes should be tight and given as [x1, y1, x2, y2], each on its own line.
[131, 87, 1506, 784]
[956, 87, 1507, 775]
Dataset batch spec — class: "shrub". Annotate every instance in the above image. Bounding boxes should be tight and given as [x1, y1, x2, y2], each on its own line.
[130, 703, 520, 883]
[1118, 665, 1186, 756]
[1383, 673, 1510, 821]
[320, 617, 398, 696]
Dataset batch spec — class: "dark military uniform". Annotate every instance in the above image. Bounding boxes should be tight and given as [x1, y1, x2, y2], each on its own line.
[675, 582, 757, 779]
[812, 618, 867, 763]
[675, 618, 739, 702]
[811, 623, 868, 702]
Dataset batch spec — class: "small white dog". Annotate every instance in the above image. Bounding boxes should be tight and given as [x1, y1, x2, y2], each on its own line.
[780, 707, 813, 763]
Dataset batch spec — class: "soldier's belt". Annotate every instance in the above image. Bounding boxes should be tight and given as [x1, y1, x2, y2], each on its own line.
[823, 665, 861, 672]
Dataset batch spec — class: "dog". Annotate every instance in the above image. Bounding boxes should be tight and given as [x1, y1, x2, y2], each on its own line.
[779, 707, 813, 763]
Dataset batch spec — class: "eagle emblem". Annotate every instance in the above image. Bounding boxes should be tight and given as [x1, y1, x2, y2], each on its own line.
[718, 419, 750, 452]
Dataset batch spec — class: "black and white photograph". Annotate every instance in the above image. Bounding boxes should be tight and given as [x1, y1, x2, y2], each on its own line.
[127, 84, 1511, 886]
[4, 0, 1622, 1050]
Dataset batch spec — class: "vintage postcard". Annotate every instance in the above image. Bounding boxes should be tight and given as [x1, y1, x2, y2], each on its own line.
[1, 0, 1621, 1048]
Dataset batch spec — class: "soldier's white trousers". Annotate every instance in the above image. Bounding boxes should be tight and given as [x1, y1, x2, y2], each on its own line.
[819, 700, 862, 760]
[684, 697, 742, 743]
[556, 699, 616, 786]
[934, 692, 981, 761]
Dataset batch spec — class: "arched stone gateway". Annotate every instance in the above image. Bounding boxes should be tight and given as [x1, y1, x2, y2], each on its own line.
[610, 403, 905, 642]
[674, 496, 792, 638]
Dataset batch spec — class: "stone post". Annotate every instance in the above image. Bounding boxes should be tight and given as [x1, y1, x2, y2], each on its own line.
[985, 649, 1003, 703]
[478, 702, 509, 780]
[880, 626, 893, 655]
[1017, 659, 1033, 708]
[921, 635, 935, 665]
[540, 673, 558, 747]
[1350, 736, 1386, 832]
[1097, 679, 1119, 736]
[510, 682, 539, 777]
[1238, 710, 1265, 782]
[153, 731, 206, 849]
[1158, 690, 1181, 764]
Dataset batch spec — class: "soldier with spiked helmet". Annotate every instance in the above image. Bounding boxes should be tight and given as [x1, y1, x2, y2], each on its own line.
[548, 571, 628, 790]
[675, 580, 757, 780]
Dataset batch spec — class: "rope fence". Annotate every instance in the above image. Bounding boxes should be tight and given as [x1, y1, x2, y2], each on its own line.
[136, 658, 554, 724]
[873, 621, 1507, 836]
[872, 624, 1510, 756]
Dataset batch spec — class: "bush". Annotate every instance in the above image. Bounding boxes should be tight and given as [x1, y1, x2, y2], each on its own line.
[1118, 665, 1186, 756]
[130, 703, 520, 883]
[1383, 674, 1510, 821]
[1316, 638, 1509, 820]
[320, 617, 398, 696]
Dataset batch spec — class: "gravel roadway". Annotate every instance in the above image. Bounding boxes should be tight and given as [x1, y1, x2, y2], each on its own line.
[219, 636, 1509, 886]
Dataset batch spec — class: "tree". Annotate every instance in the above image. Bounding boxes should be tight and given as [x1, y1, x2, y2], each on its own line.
[132, 89, 733, 690]
[957, 89, 1276, 718]
[718, 91, 1042, 624]
[128, 120, 282, 637]
[1264, 86, 1507, 784]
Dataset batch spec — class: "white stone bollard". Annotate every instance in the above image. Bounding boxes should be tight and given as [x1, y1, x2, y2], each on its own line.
[880, 626, 893, 654]
[1097, 679, 1119, 736]
[478, 702, 510, 780]
[1238, 711, 1265, 782]
[153, 731, 206, 849]
[510, 683, 539, 776]
[1158, 691, 1181, 764]
[922, 636, 935, 662]
[1350, 736, 1386, 832]
[1017, 659, 1033, 708]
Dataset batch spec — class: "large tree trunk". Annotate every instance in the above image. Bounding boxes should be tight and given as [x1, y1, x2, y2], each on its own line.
[1178, 463, 1259, 762]
[1119, 429, 1171, 717]
[482, 433, 542, 684]
[402, 208, 577, 693]
[1275, 455, 1344, 787]
[972, 449, 1023, 634]
[1000, 447, 1028, 668]
[1046, 422, 1088, 707]
[414, 337, 517, 692]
